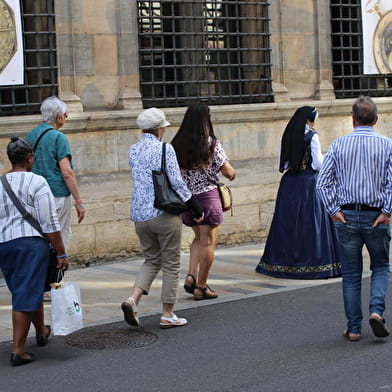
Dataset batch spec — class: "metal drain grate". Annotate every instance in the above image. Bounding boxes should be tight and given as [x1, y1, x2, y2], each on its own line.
[65, 322, 158, 350]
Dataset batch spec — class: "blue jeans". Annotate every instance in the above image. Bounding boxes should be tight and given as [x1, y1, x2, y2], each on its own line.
[335, 210, 391, 334]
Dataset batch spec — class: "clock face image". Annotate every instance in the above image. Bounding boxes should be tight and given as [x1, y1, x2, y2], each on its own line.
[373, 10, 392, 73]
[0, 0, 17, 74]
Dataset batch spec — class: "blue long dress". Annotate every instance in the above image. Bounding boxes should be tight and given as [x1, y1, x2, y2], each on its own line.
[255, 131, 341, 279]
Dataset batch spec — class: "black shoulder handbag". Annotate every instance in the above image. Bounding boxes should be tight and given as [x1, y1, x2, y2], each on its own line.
[152, 143, 189, 215]
[0, 175, 61, 291]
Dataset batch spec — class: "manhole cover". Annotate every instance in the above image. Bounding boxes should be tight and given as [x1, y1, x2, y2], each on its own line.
[65, 322, 158, 350]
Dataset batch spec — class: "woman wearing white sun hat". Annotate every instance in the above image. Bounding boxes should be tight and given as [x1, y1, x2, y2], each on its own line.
[121, 108, 204, 329]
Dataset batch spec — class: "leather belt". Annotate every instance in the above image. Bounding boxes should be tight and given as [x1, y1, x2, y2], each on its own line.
[340, 203, 381, 212]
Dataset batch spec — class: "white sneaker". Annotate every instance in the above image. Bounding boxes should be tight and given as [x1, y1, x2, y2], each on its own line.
[121, 298, 139, 327]
[160, 313, 188, 329]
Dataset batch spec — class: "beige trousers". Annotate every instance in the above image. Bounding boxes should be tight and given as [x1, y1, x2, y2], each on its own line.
[134, 212, 182, 304]
[54, 195, 72, 252]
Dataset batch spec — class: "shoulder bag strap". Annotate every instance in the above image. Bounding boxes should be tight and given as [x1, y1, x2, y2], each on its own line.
[33, 128, 54, 152]
[0, 175, 45, 237]
[161, 142, 167, 173]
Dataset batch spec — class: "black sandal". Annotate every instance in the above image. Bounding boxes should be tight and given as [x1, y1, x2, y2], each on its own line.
[194, 285, 218, 301]
[36, 325, 51, 346]
[10, 352, 35, 367]
[184, 274, 196, 294]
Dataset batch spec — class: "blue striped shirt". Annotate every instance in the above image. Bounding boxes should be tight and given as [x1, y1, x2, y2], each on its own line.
[316, 126, 392, 216]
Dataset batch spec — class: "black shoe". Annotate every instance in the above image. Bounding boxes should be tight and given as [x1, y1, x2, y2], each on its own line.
[36, 325, 51, 346]
[369, 315, 390, 338]
[10, 352, 35, 367]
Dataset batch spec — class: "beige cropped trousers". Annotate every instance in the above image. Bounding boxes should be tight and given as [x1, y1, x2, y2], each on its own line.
[134, 212, 182, 304]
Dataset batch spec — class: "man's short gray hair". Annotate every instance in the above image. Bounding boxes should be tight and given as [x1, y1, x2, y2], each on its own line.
[352, 95, 377, 125]
[40, 96, 67, 123]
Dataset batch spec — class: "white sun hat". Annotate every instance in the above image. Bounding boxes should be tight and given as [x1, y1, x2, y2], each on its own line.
[136, 108, 171, 130]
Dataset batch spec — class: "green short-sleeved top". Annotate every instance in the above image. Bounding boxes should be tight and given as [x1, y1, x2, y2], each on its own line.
[26, 123, 73, 197]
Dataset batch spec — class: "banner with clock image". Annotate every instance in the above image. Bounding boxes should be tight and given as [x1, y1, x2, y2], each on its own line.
[362, 0, 392, 75]
[0, 0, 23, 85]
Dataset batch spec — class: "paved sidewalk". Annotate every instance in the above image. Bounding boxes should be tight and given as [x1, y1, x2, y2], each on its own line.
[0, 243, 362, 342]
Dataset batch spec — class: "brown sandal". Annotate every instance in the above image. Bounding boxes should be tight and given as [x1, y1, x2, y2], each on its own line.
[184, 274, 196, 294]
[194, 285, 218, 301]
[343, 329, 361, 342]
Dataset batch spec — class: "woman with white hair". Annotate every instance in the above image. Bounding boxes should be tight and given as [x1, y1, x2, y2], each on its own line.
[26, 96, 85, 243]
[26, 96, 85, 299]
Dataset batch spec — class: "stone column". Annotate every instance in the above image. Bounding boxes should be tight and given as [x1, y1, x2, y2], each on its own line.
[269, 0, 290, 102]
[54, 0, 83, 112]
[117, 0, 142, 110]
[314, 0, 335, 100]
[55, 0, 143, 111]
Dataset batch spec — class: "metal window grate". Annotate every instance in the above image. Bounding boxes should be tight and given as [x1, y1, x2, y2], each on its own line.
[0, 0, 58, 116]
[330, 0, 392, 98]
[137, 0, 273, 108]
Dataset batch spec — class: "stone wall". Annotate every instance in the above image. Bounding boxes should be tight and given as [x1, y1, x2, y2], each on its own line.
[1, 98, 392, 265]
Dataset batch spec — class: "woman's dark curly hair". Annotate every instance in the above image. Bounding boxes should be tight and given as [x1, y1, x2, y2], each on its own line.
[7, 136, 33, 165]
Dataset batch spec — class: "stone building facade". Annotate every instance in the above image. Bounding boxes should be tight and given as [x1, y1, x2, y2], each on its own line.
[0, 0, 391, 265]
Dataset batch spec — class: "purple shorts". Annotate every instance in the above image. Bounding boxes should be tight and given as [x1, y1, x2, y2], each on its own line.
[182, 188, 223, 227]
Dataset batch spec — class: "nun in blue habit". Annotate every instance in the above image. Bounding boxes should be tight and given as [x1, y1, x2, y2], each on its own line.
[256, 106, 341, 279]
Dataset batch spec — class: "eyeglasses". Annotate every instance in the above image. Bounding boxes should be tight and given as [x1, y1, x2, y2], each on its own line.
[63, 112, 68, 119]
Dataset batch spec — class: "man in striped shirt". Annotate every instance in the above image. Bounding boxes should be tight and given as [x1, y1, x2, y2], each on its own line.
[316, 96, 392, 342]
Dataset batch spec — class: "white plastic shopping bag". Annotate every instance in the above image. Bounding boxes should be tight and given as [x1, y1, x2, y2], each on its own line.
[51, 282, 83, 335]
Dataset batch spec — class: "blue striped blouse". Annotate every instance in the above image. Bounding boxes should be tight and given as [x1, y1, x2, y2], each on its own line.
[316, 126, 392, 216]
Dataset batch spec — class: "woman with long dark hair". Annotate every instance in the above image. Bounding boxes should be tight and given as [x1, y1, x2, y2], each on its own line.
[255, 106, 341, 279]
[171, 103, 235, 300]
